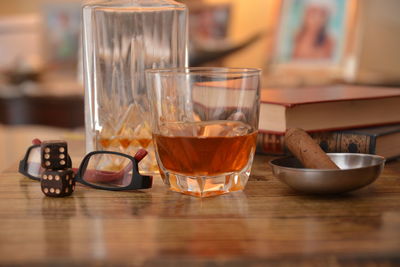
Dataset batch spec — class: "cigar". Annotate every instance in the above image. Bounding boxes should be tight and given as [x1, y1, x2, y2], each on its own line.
[285, 128, 340, 169]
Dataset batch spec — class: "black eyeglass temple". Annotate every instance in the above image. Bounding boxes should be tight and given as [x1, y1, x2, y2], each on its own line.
[141, 176, 153, 189]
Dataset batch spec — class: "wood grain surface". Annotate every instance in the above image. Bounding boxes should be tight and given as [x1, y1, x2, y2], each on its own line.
[1, 154, 400, 266]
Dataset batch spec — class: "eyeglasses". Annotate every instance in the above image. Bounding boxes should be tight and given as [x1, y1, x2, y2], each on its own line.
[19, 144, 153, 191]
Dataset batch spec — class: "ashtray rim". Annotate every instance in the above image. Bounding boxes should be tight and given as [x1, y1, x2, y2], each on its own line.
[268, 153, 386, 172]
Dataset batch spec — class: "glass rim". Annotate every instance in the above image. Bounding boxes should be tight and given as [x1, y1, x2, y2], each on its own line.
[82, 0, 187, 9]
[145, 67, 262, 76]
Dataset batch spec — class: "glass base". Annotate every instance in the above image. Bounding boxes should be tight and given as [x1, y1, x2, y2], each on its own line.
[160, 168, 251, 198]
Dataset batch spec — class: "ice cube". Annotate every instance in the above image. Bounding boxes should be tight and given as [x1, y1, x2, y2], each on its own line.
[227, 121, 253, 137]
[199, 121, 230, 137]
[199, 121, 252, 137]
[159, 120, 253, 137]
[159, 122, 198, 137]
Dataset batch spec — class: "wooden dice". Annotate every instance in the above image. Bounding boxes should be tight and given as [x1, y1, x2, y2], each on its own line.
[41, 169, 75, 197]
[40, 140, 75, 197]
[41, 141, 71, 170]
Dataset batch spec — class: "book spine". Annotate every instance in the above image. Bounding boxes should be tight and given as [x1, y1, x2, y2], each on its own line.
[311, 132, 375, 154]
[256, 133, 286, 155]
[256, 132, 376, 155]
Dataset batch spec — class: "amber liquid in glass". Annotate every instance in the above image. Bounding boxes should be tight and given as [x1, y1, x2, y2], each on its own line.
[99, 137, 152, 149]
[153, 121, 257, 176]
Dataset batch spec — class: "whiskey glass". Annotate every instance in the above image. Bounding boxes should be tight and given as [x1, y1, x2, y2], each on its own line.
[146, 67, 261, 197]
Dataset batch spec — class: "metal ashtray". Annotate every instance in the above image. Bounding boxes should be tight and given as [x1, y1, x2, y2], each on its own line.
[269, 153, 385, 194]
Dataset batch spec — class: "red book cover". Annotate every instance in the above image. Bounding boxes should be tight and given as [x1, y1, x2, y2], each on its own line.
[261, 85, 400, 107]
[259, 85, 400, 132]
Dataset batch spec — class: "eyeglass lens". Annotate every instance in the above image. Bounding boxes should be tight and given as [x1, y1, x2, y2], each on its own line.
[27, 146, 45, 178]
[82, 154, 133, 188]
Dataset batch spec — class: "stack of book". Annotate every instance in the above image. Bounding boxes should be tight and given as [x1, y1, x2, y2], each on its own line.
[257, 85, 400, 160]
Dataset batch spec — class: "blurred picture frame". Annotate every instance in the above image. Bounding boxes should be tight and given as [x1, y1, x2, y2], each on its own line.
[188, 3, 232, 47]
[42, 2, 81, 67]
[267, 0, 358, 86]
[275, 0, 349, 66]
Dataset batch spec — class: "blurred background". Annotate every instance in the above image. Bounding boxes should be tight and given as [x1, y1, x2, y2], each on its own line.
[0, 0, 399, 170]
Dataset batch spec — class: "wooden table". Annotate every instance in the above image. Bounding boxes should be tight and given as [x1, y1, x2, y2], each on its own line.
[1, 154, 400, 266]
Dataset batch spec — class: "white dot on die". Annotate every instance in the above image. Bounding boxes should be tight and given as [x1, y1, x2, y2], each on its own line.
[60, 160, 66, 165]
[65, 188, 69, 193]
[66, 175, 69, 180]
[44, 154, 50, 159]
[44, 148, 50, 153]
[55, 175, 60, 181]
[45, 161, 51, 166]
[42, 175, 47, 180]
[44, 188, 49, 193]
[55, 189, 60, 194]
[50, 188, 55, 193]
[48, 175, 53, 180]
[59, 147, 65, 153]
[59, 154, 65, 159]
[69, 179, 72, 185]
